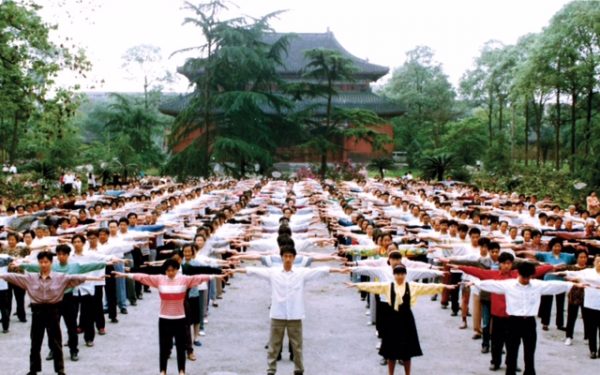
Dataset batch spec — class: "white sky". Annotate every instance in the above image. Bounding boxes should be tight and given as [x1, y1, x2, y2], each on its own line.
[38, 0, 573, 93]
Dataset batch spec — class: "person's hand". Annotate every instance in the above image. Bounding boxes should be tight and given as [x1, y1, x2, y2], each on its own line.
[111, 271, 128, 278]
[344, 282, 357, 288]
[444, 284, 457, 290]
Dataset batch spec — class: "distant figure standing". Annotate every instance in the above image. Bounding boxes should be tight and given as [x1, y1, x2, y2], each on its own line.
[9, 164, 17, 174]
[63, 172, 75, 194]
[587, 192, 599, 216]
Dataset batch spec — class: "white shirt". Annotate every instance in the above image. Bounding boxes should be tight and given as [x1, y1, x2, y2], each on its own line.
[247, 266, 330, 320]
[565, 269, 600, 310]
[477, 279, 573, 316]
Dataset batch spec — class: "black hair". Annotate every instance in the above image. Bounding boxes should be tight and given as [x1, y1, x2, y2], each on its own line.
[488, 242, 501, 252]
[279, 244, 297, 257]
[498, 252, 514, 263]
[393, 265, 407, 275]
[388, 251, 403, 260]
[277, 235, 295, 248]
[22, 230, 35, 239]
[278, 225, 292, 237]
[517, 262, 535, 278]
[55, 244, 71, 255]
[37, 251, 54, 262]
[162, 258, 180, 272]
[118, 217, 129, 225]
[468, 227, 481, 236]
[72, 234, 86, 244]
[98, 228, 109, 235]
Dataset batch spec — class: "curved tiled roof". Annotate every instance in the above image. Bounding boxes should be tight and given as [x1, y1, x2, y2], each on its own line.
[159, 91, 403, 117]
[262, 32, 389, 80]
[179, 31, 390, 82]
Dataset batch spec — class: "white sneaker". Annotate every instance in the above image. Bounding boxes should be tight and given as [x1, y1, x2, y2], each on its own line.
[376, 341, 381, 350]
[365, 310, 371, 316]
[203, 319, 208, 324]
[199, 330, 206, 337]
[565, 338, 572, 346]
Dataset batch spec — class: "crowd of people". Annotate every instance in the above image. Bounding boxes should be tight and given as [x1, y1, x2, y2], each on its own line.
[0, 176, 599, 375]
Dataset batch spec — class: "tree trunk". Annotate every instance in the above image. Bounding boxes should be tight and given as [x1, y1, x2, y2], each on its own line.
[510, 103, 516, 164]
[535, 97, 542, 167]
[9, 113, 19, 164]
[144, 75, 149, 110]
[487, 96, 494, 146]
[570, 91, 577, 173]
[524, 100, 529, 166]
[498, 97, 504, 131]
[320, 152, 327, 179]
[555, 87, 561, 170]
[379, 168, 384, 180]
[584, 83, 593, 157]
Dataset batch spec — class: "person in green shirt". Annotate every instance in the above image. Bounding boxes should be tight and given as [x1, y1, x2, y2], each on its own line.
[20, 245, 106, 362]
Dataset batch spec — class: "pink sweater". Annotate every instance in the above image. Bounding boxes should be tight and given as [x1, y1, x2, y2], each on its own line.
[131, 274, 211, 319]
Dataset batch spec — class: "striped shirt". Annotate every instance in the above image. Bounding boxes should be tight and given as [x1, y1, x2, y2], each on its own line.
[129, 273, 211, 319]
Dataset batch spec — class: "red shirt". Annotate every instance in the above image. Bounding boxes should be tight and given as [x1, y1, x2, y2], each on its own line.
[459, 264, 553, 317]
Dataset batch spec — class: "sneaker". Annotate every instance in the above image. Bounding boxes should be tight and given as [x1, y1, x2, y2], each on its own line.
[120, 308, 128, 315]
[71, 352, 79, 361]
[542, 325, 549, 331]
[199, 330, 206, 336]
[85, 341, 94, 347]
[193, 340, 202, 347]
[46, 351, 53, 361]
[565, 338, 572, 346]
[590, 352, 597, 359]
[110, 318, 119, 324]
[2, 329, 8, 334]
[365, 310, 371, 316]
[203, 319, 208, 324]
[98, 328, 106, 335]
[481, 346, 490, 354]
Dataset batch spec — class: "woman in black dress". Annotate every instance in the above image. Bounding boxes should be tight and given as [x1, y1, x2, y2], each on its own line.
[349, 266, 454, 375]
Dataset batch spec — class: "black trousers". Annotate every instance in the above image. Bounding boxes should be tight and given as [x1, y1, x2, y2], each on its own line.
[0, 289, 11, 331]
[449, 272, 462, 313]
[490, 315, 510, 368]
[93, 286, 106, 330]
[10, 284, 26, 321]
[565, 302, 586, 339]
[506, 316, 537, 375]
[30, 304, 64, 373]
[584, 307, 600, 354]
[104, 265, 117, 320]
[159, 318, 187, 373]
[75, 294, 95, 343]
[539, 293, 565, 328]
[58, 292, 78, 355]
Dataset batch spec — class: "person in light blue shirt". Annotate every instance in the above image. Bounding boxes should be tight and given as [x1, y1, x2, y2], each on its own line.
[534, 239, 575, 331]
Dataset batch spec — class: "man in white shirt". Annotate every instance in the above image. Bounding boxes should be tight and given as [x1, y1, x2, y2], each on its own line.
[233, 244, 345, 375]
[476, 262, 575, 375]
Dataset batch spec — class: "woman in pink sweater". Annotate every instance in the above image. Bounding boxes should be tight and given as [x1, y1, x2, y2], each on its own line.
[114, 259, 223, 375]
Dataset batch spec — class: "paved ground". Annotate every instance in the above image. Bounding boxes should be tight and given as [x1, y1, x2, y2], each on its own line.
[1, 263, 596, 375]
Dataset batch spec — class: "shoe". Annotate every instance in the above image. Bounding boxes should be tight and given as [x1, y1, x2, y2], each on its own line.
[136, 294, 143, 300]
[26, 372, 37, 375]
[70, 353, 79, 362]
[193, 340, 202, 347]
[85, 341, 94, 347]
[472, 334, 482, 340]
[120, 308, 128, 315]
[19, 318, 27, 323]
[2, 329, 8, 334]
[129, 301, 137, 306]
[431, 294, 438, 301]
[187, 352, 196, 361]
[489, 365, 499, 371]
[57, 372, 66, 375]
[365, 310, 371, 316]
[591, 352, 597, 359]
[441, 303, 448, 310]
[212, 302, 219, 307]
[46, 351, 54, 361]
[293, 372, 303, 375]
[98, 328, 106, 335]
[450, 311, 458, 316]
[459, 322, 468, 329]
[379, 358, 387, 366]
[110, 318, 119, 324]
[481, 346, 490, 354]
[199, 330, 206, 336]
[276, 352, 282, 361]
[542, 325, 549, 331]
[565, 338, 572, 346]
[557, 326, 566, 331]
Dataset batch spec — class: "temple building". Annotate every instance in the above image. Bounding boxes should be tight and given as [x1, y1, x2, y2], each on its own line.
[159, 31, 403, 163]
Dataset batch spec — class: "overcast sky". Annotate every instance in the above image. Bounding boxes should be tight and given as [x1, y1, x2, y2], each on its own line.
[39, 0, 573, 93]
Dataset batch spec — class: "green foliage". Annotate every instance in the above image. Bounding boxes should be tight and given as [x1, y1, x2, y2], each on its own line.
[368, 157, 396, 179]
[420, 153, 456, 181]
[441, 116, 487, 166]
